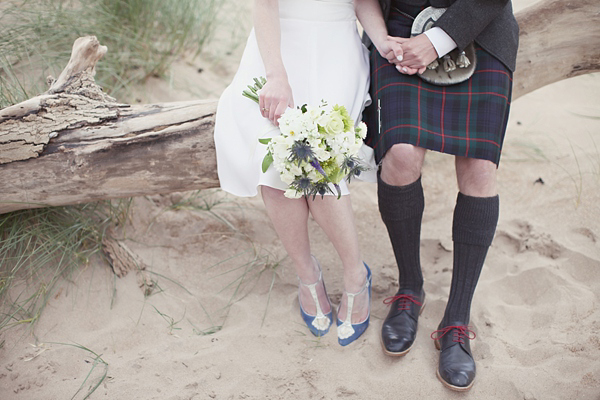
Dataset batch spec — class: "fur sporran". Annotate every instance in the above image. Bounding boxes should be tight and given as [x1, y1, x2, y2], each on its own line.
[410, 6, 476, 86]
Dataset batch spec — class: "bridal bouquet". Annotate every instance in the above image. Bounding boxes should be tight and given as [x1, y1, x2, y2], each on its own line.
[243, 77, 367, 199]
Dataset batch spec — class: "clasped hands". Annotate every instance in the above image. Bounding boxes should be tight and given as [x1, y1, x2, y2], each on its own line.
[258, 34, 439, 126]
[377, 34, 439, 75]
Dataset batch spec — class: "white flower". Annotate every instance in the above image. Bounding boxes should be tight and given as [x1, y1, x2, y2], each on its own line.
[284, 188, 303, 199]
[307, 168, 320, 182]
[306, 105, 323, 121]
[319, 111, 345, 136]
[313, 145, 331, 162]
[288, 163, 303, 176]
[355, 121, 368, 139]
[255, 98, 366, 198]
[280, 169, 295, 184]
[270, 135, 294, 159]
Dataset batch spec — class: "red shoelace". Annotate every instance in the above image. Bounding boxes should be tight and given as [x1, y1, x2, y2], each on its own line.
[383, 294, 422, 311]
[430, 325, 476, 344]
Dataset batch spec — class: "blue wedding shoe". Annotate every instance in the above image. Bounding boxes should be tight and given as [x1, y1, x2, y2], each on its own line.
[337, 263, 372, 346]
[298, 257, 333, 337]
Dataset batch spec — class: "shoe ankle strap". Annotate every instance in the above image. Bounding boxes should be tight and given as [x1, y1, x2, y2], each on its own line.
[298, 255, 323, 287]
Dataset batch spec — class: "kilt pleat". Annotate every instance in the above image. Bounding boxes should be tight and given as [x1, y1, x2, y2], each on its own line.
[363, 6, 513, 165]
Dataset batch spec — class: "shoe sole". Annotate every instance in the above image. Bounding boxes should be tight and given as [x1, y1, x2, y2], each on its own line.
[381, 339, 413, 357]
[380, 299, 426, 357]
[435, 368, 475, 392]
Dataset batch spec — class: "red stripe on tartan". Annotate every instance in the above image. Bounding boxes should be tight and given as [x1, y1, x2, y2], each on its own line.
[440, 87, 446, 153]
[376, 83, 510, 101]
[465, 78, 472, 156]
[375, 62, 394, 75]
[376, 124, 502, 148]
[474, 69, 513, 81]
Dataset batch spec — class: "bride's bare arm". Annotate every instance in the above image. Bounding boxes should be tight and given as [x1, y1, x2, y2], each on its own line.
[354, 0, 403, 62]
[254, 0, 294, 125]
[354, 0, 422, 74]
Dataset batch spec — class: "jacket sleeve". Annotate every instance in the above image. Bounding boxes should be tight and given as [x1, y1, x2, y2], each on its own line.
[433, 0, 509, 51]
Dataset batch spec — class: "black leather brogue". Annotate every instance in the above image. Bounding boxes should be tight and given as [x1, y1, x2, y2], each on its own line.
[380, 288, 425, 356]
[432, 322, 477, 391]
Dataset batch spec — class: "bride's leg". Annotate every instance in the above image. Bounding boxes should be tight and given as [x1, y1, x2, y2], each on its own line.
[260, 186, 331, 316]
[307, 195, 369, 323]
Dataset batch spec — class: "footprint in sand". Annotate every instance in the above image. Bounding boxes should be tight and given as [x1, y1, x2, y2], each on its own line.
[495, 219, 564, 259]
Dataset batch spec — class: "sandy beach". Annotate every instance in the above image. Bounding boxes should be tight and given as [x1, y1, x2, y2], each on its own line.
[1, 1, 599, 399]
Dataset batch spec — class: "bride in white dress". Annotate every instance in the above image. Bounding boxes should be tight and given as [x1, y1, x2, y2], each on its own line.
[214, 0, 401, 345]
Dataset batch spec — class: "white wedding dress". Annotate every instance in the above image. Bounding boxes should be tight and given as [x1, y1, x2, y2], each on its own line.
[214, 0, 375, 197]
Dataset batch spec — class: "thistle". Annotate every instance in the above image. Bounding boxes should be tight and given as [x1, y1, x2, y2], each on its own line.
[341, 156, 367, 182]
[288, 140, 316, 166]
[243, 77, 371, 200]
[292, 176, 313, 194]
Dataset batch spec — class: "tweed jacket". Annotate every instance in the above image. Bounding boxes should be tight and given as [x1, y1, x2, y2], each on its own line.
[364, 0, 519, 71]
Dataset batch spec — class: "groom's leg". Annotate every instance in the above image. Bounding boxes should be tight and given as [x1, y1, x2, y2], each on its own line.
[378, 144, 426, 291]
[377, 175, 424, 291]
[434, 157, 498, 390]
[443, 192, 499, 325]
[378, 144, 427, 355]
[442, 157, 499, 324]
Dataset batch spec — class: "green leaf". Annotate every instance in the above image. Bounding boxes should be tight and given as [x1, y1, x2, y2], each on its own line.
[258, 138, 272, 145]
[301, 104, 307, 113]
[254, 77, 266, 89]
[242, 91, 259, 104]
[261, 153, 274, 173]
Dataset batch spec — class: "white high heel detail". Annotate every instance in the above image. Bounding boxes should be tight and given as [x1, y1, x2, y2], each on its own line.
[337, 279, 369, 340]
[336, 263, 372, 346]
[300, 275, 331, 331]
[298, 256, 333, 336]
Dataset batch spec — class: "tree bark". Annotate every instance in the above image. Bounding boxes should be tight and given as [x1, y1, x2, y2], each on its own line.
[1, 0, 599, 214]
[512, 0, 600, 99]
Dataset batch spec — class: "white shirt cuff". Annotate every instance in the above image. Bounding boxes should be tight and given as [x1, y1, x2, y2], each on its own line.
[424, 27, 457, 58]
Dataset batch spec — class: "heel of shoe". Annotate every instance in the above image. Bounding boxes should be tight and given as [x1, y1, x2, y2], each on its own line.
[337, 263, 372, 346]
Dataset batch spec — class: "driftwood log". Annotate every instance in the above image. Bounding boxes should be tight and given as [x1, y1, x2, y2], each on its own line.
[1, 0, 599, 214]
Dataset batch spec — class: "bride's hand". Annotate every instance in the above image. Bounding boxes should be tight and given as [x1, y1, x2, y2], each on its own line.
[375, 36, 421, 75]
[375, 37, 403, 65]
[259, 75, 294, 126]
[388, 34, 437, 74]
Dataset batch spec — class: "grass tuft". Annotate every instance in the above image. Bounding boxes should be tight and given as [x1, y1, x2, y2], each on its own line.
[0, 0, 223, 336]
[0, 0, 222, 107]
[0, 200, 131, 335]
[47, 341, 109, 400]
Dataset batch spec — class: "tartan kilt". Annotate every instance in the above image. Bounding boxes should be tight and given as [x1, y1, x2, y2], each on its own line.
[363, 7, 513, 165]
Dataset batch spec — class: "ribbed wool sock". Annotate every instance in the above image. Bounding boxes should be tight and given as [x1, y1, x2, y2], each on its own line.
[442, 193, 499, 325]
[377, 173, 425, 292]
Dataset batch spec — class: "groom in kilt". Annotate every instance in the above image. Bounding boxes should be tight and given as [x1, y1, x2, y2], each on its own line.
[363, 0, 519, 391]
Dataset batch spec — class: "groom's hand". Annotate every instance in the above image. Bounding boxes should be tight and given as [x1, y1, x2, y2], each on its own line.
[381, 36, 420, 75]
[388, 34, 438, 74]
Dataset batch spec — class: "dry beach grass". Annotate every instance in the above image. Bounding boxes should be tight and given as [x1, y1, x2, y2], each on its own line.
[0, 0, 599, 399]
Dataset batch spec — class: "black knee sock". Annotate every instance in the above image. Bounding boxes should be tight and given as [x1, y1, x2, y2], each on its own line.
[443, 193, 499, 325]
[377, 173, 424, 292]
